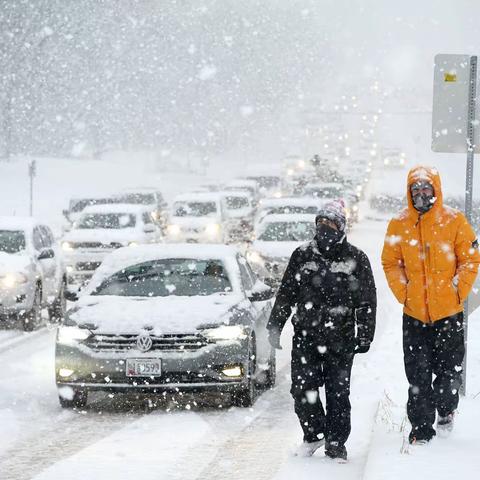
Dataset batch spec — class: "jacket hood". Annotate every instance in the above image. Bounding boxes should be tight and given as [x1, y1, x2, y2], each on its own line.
[406, 166, 443, 219]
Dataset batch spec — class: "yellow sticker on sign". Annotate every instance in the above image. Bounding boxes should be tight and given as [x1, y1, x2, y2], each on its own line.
[444, 72, 457, 82]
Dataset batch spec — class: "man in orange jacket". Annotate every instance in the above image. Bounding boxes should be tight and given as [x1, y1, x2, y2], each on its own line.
[382, 166, 480, 444]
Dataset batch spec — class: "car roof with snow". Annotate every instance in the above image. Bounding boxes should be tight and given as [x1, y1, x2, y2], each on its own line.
[81, 204, 151, 215]
[173, 192, 224, 202]
[218, 190, 252, 199]
[304, 182, 344, 189]
[259, 214, 316, 225]
[117, 187, 161, 195]
[225, 179, 258, 188]
[82, 243, 244, 295]
[258, 197, 325, 208]
[0, 216, 40, 231]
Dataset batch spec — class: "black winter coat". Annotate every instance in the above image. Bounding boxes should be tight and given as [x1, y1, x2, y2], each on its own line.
[267, 236, 377, 352]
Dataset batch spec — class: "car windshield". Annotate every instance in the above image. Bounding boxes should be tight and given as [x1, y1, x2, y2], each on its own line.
[70, 198, 112, 213]
[92, 259, 232, 297]
[267, 205, 318, 215]
[307, 186, 343, 199]
[258, 221, 315, 242]
[173, 201, 218, 217]
[118, 193, 156, 205]
[225, 196, 249, 210]
[0, 230, 26, 253]
[77, 213, 136, 229]
[248, 177, 280, 189]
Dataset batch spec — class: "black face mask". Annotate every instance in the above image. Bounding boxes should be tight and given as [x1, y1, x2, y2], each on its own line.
[315, 224, 343, 251]
[412, 192, 435, 214]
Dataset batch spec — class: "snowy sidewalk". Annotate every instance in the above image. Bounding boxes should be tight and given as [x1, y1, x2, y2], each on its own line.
[362, 396, 480, 478]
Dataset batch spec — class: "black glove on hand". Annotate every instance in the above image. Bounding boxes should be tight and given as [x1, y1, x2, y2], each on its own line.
[355, 336, 371, 354]
[268, 330, 282, 350]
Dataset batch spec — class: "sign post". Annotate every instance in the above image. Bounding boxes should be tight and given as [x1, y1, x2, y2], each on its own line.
[28, 159, 36, 217]
[432, 54, 478, 395]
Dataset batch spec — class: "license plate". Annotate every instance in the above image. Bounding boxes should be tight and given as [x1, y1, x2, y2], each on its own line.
[126, 359, 162, 377]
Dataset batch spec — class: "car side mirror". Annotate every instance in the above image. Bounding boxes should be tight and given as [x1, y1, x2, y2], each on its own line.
[65, 290, 79, 302]
[248, 282, 275, 302]
[143, 224, 155, 233]
[38, 248, 55, 260]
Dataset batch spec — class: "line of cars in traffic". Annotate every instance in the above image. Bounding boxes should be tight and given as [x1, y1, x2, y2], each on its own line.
[0, 159, 372, 409]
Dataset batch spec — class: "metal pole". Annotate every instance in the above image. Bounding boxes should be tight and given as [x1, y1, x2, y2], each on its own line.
[29, 168, 33, 216]
[461, 55, 477, 396]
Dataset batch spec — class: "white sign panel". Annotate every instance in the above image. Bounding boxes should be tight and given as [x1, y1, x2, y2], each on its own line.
[432, 54, 479, 153]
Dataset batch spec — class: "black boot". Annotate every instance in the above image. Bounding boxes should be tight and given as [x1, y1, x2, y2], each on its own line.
[325, 441, 347, 461]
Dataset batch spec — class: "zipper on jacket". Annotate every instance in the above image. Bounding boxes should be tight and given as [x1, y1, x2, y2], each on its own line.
[418, 216, 432, 322]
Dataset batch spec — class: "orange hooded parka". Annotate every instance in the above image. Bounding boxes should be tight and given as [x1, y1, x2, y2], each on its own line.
[381, 166, 480, 323]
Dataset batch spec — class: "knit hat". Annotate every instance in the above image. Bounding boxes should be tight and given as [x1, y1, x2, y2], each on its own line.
[315, 199, 347, 233]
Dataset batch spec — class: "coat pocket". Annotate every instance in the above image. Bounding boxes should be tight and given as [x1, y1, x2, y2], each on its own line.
[431, 241, 455, 272]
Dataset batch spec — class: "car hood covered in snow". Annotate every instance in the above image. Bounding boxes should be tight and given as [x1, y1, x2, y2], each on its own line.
[63, 228, 141, 244]
[251, 240, 301, 260]
[68, 293, 247, 335]
[0, 251, 33, 274]
[170, 216, 221, 228]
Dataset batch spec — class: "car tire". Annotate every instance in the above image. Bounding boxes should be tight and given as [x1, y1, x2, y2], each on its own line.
[264, 348, 276, 389]
[48, 280, 67, 323]
[59, 389, 88, 409]
[22, 287, 42, 332]
[232, 337, 257, 408]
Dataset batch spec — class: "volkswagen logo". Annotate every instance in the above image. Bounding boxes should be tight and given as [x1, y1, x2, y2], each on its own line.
[136, 335, 153, 352]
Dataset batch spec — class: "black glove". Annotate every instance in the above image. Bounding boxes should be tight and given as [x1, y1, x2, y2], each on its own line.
[354, 336, 371, 354]
[268, 329, 282, 350]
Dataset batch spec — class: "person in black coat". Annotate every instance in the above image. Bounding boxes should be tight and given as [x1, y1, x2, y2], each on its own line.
[267, 200, 376, 460]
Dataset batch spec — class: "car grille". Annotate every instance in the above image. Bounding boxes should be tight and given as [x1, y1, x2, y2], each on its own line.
[76, 261, 102, 271]
[71, 242, 123, 249]
[85, 333, 210, 352]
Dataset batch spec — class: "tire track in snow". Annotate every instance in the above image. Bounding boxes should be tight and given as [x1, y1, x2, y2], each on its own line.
[0, 403, 149, 480]
[161, 363, 295, 480]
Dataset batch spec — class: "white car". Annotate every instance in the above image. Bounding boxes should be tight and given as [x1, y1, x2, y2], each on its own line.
[62, 204, 161, 289]
[62, 196, 115, 226]
[223, 179, 260, 204]
[56, 244, 275, 408]
[383, 149, 406, 168]
[254, 197, 326, 227]
[0, 217, 67, 330]
[166, 193, 227, 244]
[302, 182, 345, 200]
[219, 191, 255, 243]
[247, 214, 316, 286]
[113, 187, 169, 231]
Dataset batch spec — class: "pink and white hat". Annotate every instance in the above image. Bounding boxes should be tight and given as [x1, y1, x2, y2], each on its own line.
[315, 199, 347, 232]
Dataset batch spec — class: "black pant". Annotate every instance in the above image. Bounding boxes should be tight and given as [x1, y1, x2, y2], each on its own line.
[290, 330, 354, 445]
[403, 313, 465, 439]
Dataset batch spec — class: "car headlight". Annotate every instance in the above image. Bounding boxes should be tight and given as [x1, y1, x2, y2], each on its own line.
[205, 223, 221, 236]
[352, 205, 359, 212]
[57, 326, 91, 345]
[0, 272, 28, 288]
[62, 241, 74, 251]
[247, 251, 263, 265]
[201, 325, 246, 341]
[167, 224, 181, 236]
[286, 168, 294, 176]
[273, 191, 282, 198]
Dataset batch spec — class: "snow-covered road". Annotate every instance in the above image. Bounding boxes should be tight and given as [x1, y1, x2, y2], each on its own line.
[1, 218, 479, 479]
